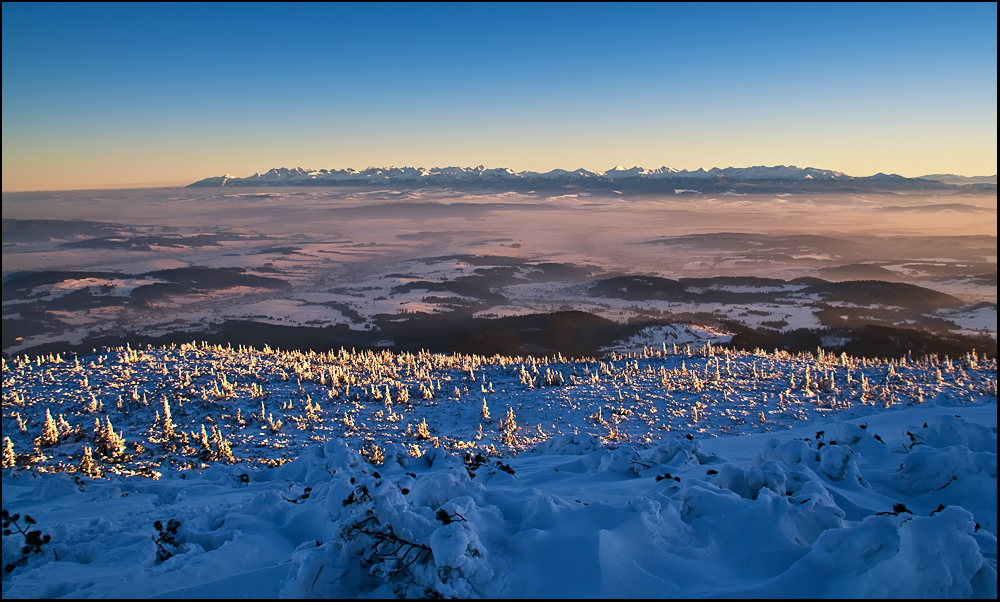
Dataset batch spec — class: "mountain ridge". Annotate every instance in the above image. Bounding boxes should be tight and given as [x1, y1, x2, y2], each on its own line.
[187, 165, 994, 192]
[918, 173, 998, 185]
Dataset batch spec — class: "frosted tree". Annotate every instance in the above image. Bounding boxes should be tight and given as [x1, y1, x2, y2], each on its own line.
[416, 418, 432, 440]
[267, 413, 282, 433]
[197, 424, 212, 458]
[36, 409, 60, 448]
[78, 446, 100, 478]
[481, 398, 491, 423]
[501, 407, 519, 446]
[211, 425, 236, 464]
[501, 407, 517, 433]
[2, 437, 16, 468]
[160, 398, 176, 439]
[57, 414, 73, 438]
[96, 417, 126, 459]
[84, 393, 102, 414]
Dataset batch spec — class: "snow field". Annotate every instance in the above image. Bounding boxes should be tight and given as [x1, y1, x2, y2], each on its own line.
[2, 405, 996, 598]
[1, 344, 997, 598]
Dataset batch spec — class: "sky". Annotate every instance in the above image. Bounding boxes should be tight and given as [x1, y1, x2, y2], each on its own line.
[2, 2, 996, 191]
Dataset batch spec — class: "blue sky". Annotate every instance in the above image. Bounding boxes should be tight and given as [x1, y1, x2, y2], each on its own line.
[2, 2, 996, 190]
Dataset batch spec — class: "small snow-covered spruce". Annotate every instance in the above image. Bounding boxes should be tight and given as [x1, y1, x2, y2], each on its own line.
[57, 414, 72, 439]
[12, 412, 27, 433]
[210, 426, 235, 464]
[501, 407, 518, 445]
[267, 413, 282, 433]
[2, 437, 16, 469]
[36, 409, 60, 448]
[78, 446, 101, 478]
[95, 417, 127, 459]
[197, 424, 212, 459]
[84, 393, 102, 413]
[361, 443, 385, 465]
[2, 510, 52, 573]
[481, 398, 491, 423]
[415, 418, 432, 440]
[396, 385, 410, 404]
[501, 407, 517, 432]
[160, 398, 176, 440]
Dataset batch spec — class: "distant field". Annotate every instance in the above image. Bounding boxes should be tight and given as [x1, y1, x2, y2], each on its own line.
[2, 187, 995, 360]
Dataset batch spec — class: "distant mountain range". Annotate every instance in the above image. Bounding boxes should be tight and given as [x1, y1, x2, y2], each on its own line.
[918, 174, 997, 185]
[188, 165, 997, 192]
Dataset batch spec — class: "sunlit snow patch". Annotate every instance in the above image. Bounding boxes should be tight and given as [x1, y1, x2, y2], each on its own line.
[602, 323, 733, 354]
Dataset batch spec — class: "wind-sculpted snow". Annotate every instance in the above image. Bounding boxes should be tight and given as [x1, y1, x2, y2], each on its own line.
[1, 344, 996, 597]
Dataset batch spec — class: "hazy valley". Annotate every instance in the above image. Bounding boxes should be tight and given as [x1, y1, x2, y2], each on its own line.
[2, 174, 996, 361]
[2, 171, 996, 598]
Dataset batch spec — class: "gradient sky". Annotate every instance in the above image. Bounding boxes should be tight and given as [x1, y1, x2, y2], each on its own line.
[2, 2, 996, 191]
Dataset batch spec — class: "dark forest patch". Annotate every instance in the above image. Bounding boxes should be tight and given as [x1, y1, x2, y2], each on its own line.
[725, 322, 995, 359]
[970, 274, 997, 287]
[6, 311, 994, 361]
[130, 283, 194, 303]
[818, 264, 906, 282]
[801, 281, 961, 311]
[144, 267, 290, 291]
[391, 279, 507, 306]
[2, 317, 68, 350]
[590, 275, 962, 313]
[589, 276, 689, 302]
[61, 234, 235, 251]
[2, 219, 120, 243]
[5, 311, 649, 360]
[644, 233, 861, 260]
[523, 262, 603, 282]
[255, 246, 302, 255]
[40, 288, 129, 312]
[3, 271, 124, 297]
[677, 276, 792, 288]
[421, 254, 532, 267]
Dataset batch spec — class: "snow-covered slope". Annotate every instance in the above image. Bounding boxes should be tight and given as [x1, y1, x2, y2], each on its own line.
[2, 345, 996, 598]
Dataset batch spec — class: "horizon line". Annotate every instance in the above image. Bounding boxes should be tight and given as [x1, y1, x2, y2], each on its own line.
[3, 165, 996, 194]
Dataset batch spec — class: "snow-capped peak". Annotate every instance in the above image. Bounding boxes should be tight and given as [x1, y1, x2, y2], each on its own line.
[186, 164, 932, 188]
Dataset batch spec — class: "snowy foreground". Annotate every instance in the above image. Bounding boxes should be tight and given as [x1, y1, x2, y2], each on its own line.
[1, 343, 997, 598]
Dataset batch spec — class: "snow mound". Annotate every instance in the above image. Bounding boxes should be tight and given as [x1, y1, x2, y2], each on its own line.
[4, 404, 996, 598]
[532, 433, 603, 455]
